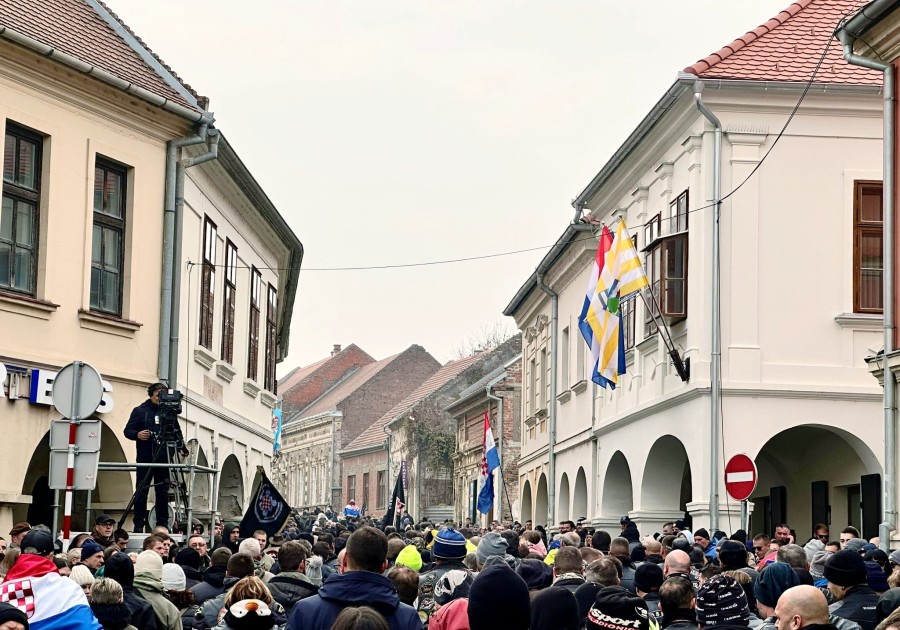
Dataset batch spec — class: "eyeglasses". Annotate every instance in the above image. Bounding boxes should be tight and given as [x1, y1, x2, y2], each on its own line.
[753, 546, 764, 551]
[817, 534, 828, 540]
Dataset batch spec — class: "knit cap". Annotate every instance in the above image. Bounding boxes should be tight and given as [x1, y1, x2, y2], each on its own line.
[890, 550, 900, 567]
[70, 564, 94, 587]
[634, 563, 664, 593]
[475, 531, 507, 566]
[162, 563, 186, 590]
[697, 574, 750, 627]
[694, 528, 710, 541]
[80, 539, 104, 560]
[175, 547, 202, 571]
[844, 538, 867, 554]
[134, 549, 163, 579]
[516, 558, 552, 590]
[754, 562, 800, 608]
[586, 586, 655, 630]
[531, 585, 580, 630]
[305, 555, 323, 586]
[0, 603, 28, 628]
[865, 561, 889, 592]
[809, 550, 832, 580]
[223, 599, 275, 630]
[468, 563, 530, 630]
[804, 539, 825, 563]
[433, 527, 467, 560]
[434, 569, 474, 604]
[718, 540, 748, 568]
[824, 549, 867, 587]
[395, 544, 423, 572]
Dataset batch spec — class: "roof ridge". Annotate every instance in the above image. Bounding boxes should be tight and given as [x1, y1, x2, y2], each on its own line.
[684, 0, 814, 75]
[89, 0, 205, 107]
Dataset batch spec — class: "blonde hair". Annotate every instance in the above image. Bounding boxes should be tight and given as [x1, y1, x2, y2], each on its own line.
[90, 578, 124, 605]
[224, 576, 272, 607]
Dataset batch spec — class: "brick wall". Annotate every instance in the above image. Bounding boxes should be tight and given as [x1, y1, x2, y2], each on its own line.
[281, 345, 375, 415]
[341, 449, 389, 512]
[337, 345, 441, 447]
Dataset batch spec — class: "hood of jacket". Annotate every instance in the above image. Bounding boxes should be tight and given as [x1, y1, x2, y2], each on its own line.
[133, 571, 165, 594]
[318, 571, 401, 612]
[202, 564, 227, 588]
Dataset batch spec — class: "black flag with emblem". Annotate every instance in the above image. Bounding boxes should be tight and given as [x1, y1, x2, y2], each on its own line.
[239, 467, 290, 538]
[383, 470, 405, 529]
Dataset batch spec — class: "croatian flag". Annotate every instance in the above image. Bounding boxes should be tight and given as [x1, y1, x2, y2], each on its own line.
[1, 554, 101, 629]
[477, 411, 501, 514]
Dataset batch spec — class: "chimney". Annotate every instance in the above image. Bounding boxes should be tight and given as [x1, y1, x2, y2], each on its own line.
[331, 344, 342, 356]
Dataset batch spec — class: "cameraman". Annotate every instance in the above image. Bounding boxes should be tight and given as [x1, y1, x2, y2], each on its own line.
[124, 382, 188, 533]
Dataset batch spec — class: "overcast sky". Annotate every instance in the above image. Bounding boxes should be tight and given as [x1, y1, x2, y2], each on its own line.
[116, 0, 793, 371]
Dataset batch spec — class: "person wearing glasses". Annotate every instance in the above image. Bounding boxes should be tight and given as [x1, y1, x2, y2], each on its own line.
[752, 535, 771, 563]
[813, 523, 830, 543]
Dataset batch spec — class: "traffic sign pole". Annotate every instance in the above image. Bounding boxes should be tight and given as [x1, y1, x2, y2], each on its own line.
[63, 362, 83, 545]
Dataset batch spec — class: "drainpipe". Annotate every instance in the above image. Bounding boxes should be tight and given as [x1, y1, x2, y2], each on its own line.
[843, 47, 894, 549]
[536, 271, 558, 528]
[486, 372, 506, 520]
[331, 415, 338, 508]
[159, 124, 210, 382]
[383, 422, 392, 495]
[694, 81, 722, 532]
[169, 130, 221, 387]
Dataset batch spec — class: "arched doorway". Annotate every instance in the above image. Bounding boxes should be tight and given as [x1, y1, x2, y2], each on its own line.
[20, 421, 130, 530]
[573, 468, 588, 521]
[218, 454, 244, 519]
[535, 474, 549, 528]
[558, 473, 570, 523]
[641, 436, 692, 513]
[750, 425, 881, 541]
[190, 447, 212, 514]
[602, 451, 634, 517]
[521, 480, 533, 524]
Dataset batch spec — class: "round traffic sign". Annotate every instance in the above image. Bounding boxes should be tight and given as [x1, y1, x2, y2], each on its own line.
[52, 361, 104, 419]
[725, 453, 757, 502]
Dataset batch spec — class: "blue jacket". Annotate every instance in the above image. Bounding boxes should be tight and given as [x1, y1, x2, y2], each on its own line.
[286, 571, 421, 630]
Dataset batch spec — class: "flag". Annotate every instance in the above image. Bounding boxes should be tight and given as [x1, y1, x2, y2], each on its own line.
[240, 466, 290, 538]
[477, 411, 501, 514]
[1, 554, 102, 629]
[383, 470, 406, 529]
[271, 407, 283, 454]
[579, 219, 649, 389]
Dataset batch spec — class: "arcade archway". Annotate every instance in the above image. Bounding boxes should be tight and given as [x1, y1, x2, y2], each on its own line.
[602, 451, 634, 517]
[218, 454, 244, 519]
[641, 436, 692, 513]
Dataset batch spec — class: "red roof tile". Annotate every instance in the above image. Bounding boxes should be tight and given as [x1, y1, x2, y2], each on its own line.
[0, 0, 202, 111]
[342, 353, 486, 454]
[684, 0, 880, 85]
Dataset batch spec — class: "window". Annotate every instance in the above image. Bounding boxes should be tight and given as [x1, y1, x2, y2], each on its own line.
[854, 181, 883, 313]
[362, 472, 370, 510]
[576, 330, 585, 382]
[539, 348, 548, 409]
[199, 217, 217, 348]
[644, 206, 688, 335]
[347, 475, 356, 502]
[221, 240, 238, 363]
[561, 327, 569, 390]
[529, 357, 537, 414]
[90, 158, 127, 315]
[669, 189, 689, 233]
[377, 471, 386, 508]
[622, 295, 637, 350]
[2, 124, 42, 295]
[248, 266, 261, 380]
[264, 284, 278, 392]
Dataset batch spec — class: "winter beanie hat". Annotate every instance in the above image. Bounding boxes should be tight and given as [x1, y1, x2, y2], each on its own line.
[80, 539, 104, 559]
[0, 603, 28, 628]
[433, 527, 467, 560]
[434, 569, 474, 605]
[468, 563, 530, 630]
[804, 539, 825, 563]
[223, 599, 275, 630]
[475, 532, 507, 565]
[175, 547, 202, 571]
[516, 558, 553, 590]
[395, 545, 423, 572]
[134, 550, 163, 579]
[824, 550, 867, 587]
[697, 575, 750, 627]
[161, 563, 186, 591]
[587, 585, 656, 630]
[865, 561, 889, 592]
[719, 540, 749, 568]
[634, 563, 664, 593]
[754, 562, 800, 608]
[844, 538, 867, 554]
[70, 564, 94, 587]
[694, 528, 710, 541]
[810, 550, 832, 581]
[531, 585, 580, 630]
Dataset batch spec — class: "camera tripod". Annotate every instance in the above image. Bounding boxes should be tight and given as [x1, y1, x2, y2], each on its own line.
[118, 431, 191, 533]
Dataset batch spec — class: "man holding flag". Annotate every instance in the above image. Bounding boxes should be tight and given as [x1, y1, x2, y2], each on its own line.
[477, 411, 501, 516]
[578, 219, 649, 389]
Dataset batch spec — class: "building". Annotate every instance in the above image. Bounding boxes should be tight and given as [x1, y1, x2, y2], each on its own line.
[277, 345, 440, 511]
[341, 339, 521, 524]
[504, 0, 886, 540]
[447, 349, 522, 526]
[0, 0, 303, 531]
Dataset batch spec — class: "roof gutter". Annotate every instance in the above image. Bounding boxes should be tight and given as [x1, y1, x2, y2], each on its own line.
[837, 7, 896, 552]
[0, 25, 213, 124]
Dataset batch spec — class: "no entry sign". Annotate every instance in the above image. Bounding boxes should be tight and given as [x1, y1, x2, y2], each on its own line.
[725, 454, 757, 502]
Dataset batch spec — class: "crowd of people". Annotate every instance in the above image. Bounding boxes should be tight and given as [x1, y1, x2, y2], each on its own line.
[5, 510, 900, 630]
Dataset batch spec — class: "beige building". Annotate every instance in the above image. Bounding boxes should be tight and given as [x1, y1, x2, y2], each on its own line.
[505, 0, 887, 540]
[0, 0, 302, 531]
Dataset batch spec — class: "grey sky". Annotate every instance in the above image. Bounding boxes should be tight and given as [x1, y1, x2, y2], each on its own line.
[117, 0, 793, 370]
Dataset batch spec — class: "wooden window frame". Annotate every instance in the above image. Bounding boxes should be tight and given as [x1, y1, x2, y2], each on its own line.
[264, 283, 278, 392]
[347, 475, 356, 502]
[1, 123, 42, 296]
[377, 470, 386, 508]
[90, 157, 127, 316]
[854, 180, 884, 314]
[221, 239, 237, 363]
[199, 216, 217, 349]
[248, 266, 261, 380]
[669, 189, 689, 233]
[644, 214, 689, 336]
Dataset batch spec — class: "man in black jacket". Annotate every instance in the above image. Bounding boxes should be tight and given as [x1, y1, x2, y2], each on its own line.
[124, 383, 188, 532]
[191, 547, 232, 605]
[826, 550, 879, 630]
[268, 541, 318, 616]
